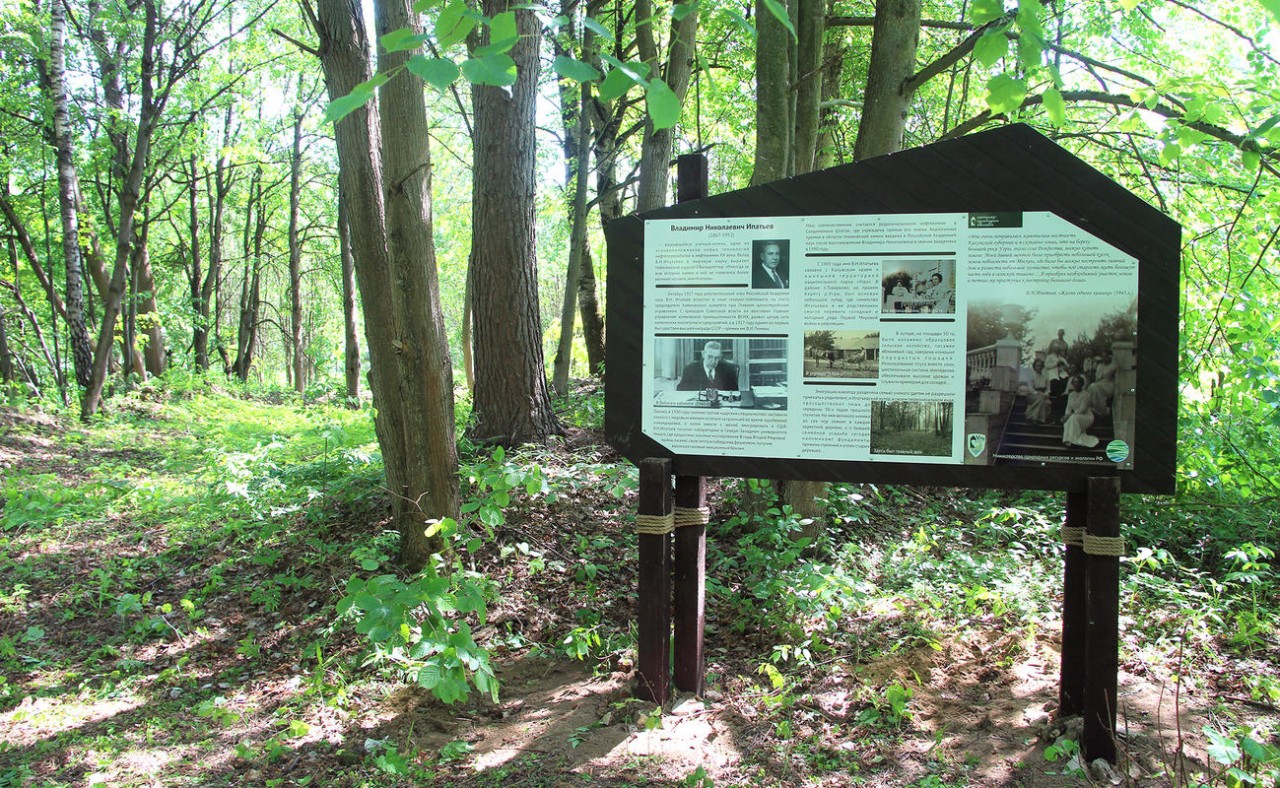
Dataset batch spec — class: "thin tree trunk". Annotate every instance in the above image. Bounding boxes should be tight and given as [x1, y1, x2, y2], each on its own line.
[47, 0, 94, 389]
[469, 0, 560, 444]
[338, 183, 360, 404]
[553, 70, 592, 395]
[133, 217, 165, 376]
[233, 166, 265, 381]
[188, 155, 210, 370]
[754, 0, 793, 183]
[289, 101, 306, 393]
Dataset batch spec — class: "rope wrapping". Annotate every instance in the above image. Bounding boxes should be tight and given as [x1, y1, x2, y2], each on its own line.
[674, 506, 711, 528]
[1083, 534, 1124, 557]
[636, 512, 675, 535]
[1061, 526, 1085, 547]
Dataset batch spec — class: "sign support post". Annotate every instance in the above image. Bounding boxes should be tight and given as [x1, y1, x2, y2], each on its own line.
[1059, 488, 1087, 717]
[1082, 476, 1122, 763]
[673, 475, 707, 693]
[636, 458, 673, 704]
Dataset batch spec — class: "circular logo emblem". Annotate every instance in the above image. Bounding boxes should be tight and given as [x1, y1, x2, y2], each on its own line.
[1105, 440, 1130, 464]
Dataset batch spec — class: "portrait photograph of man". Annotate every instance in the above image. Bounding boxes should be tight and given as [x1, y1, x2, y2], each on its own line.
[751, 239, 790, 289]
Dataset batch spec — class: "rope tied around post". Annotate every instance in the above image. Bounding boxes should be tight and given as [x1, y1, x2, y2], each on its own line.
[674, 506, 710, 528]
[1061, 525, 1085, 547]
[636, 512, 675, 535]
[1083, 534, 1124, 557]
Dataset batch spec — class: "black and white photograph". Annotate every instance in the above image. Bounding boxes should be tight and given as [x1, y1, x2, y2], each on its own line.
[651, 336, 788, 410]
[751, 239, 790, 289]
[803, 330, 880, 380]
[964, 296, 1137, 468]
[881, 259, 956, 314]
[869, 400, 954, 457]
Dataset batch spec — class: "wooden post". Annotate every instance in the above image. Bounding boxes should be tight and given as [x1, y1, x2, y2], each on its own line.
[676, 153, 708, 203]
[673, 475, 707, 694]
[1082, 476, 1122, 764]
[636, 458, 673, 704]
[1059, 488, 1087, 717]
[670, 154, 710, 697]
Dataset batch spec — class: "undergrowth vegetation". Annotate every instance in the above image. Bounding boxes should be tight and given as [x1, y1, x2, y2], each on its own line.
[0, 380, 1277, 786]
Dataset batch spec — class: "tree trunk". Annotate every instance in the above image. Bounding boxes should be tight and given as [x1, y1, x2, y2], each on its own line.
[753, 0, 794, 183]
[374, 0, 461, 566]
[232, 167, 265, 381]
[469, 0, 560, 444]
[853, 0, 921, 160]
[791, 0, 826, 175]
[188, 155, 210, 370]
[552, 57, 592, 395]
[338, 183, 360, 405]
[635, 0, 701, 211]
[312, 0, 459, 569]
[133, 220, 165, 376]
[289, 101, 306, 393]
[47, 0, 94, 389]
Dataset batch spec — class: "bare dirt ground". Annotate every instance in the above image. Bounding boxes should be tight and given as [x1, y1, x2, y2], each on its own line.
[2, 403, 1276, 787]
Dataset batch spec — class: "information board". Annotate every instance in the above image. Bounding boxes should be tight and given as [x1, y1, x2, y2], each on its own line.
[642, 211, 1139, 470]
[604, 124, 1180, 494]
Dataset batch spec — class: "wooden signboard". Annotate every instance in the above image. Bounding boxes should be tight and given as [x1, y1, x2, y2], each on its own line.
[605, 124, 1180, 495]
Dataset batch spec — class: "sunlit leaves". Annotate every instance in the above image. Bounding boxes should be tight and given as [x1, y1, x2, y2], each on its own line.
[974, 30, 1009, 68]
[435, 0, 477, 49]
[380, 27, 426, 53]
[474, 11, 517, 57]
[582, 15, 613, 41]
[985, 74, 1027, 114]
[970, 0, 1007, 25]
[407, 55, 461, 91]
[1042, 88, 1066, 126]
[553, 55, 601, 83]
[323, 73, 387, 124]
[645, 80, 681, 130]
[461, 53, 518, 86]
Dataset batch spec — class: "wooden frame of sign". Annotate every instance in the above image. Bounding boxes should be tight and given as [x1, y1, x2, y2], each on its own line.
[604, 126, 1180, 765]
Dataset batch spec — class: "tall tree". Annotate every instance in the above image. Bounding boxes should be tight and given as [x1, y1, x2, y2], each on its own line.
[45, 0, 94, 389]
[469, 0, 560, 444]
[634, 0, 700, 211]
[308, 0, 458, 569]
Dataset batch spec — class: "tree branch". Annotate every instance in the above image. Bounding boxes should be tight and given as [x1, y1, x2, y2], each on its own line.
[903, 11, 1015, 96]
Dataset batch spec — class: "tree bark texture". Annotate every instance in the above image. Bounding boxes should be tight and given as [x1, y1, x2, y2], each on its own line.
[375, 0, 461, 566]
[338, 183, 360, 404]
[469, 0, 560, 445]
[853, 0, 921, 160]
[753, 0, 793, 183]
[791, 0, 826, 175]
[289, 102, 306, 393]
[232, 167, 264, 381]
[553, 64, 592, 395]
[635, 0, 700, 211]
[47, 0, 94, 389]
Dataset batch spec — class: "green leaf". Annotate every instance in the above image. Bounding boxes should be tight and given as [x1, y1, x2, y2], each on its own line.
[597, 63, 643, 102]
[418, 661, 442, 689]
[461, 53, 518, 86]
[645, 79, 681, 130]
[553, 55, 601, 83]
[1016, 0, 1045, 39]
[380, 26, 425, 53]
[672, 0, 700, 21]
[1243, 150, 1261, 170]
[1043, 87, 1066, 126]
[973, 30, 1008, 67]
[985, 74, 1027, 114]
[1016, 29, 1043, 66]
[475, 11, 518, 57]
[414, 0, 442, 10]
[324, 90, 373, 124]
[1119, 0, 1141, 10]
[407, 55, 460, 91]
[582, 14, 613, 41]
[761, 0, 797, 41]
[435, 0, 477, 49]
[1262, 0, 1280, 24]
[970, 0, 1006, 25]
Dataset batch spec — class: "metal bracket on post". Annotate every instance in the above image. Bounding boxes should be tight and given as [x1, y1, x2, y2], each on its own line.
[1082, 476, 1122, 764]
[636, 458, 673, 704]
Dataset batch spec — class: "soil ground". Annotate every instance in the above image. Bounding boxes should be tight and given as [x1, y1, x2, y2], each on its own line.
[1, 403, 1276, 787]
